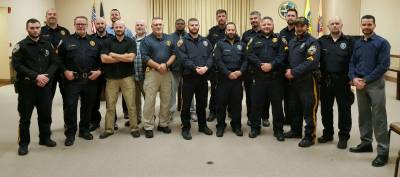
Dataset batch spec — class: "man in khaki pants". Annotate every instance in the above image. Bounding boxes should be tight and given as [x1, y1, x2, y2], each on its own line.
[98, 20, 140, 139]
[141, 17, 176, 138]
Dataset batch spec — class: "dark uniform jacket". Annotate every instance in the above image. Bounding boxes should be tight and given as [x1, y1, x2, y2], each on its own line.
[214, 37, 247, 76]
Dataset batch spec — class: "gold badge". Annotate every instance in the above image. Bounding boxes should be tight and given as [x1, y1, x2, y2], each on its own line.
[89, 40, 96, 47]
[165, 40, 172, 46]
[272, 38, 278, 43]
[177, 39, 183, 47]
[60, 30, 66, 36]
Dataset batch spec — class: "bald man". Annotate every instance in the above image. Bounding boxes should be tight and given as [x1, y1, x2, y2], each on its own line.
[317, 16, 354, 149]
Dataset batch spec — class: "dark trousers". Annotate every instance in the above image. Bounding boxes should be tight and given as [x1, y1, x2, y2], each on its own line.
[283, 78, 291, 122]
[320, 74, 353, 140]
[181, 74, 208, 130]
[216, 74, 243, 130]
[17, 81, 53, 146]
[251, 74, 284, 133]
[208, 71, 217, 114]
[288, 74, 319, 140]
[91, 75, 106, 125]
[64, 79, 98, 137]
[243, 71, 270, 121]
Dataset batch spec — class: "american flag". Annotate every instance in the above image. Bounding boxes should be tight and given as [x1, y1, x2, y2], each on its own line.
[91, 1, 97, 34]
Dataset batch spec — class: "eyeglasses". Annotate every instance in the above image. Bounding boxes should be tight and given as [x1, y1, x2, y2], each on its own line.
[75, 23, 87, 26]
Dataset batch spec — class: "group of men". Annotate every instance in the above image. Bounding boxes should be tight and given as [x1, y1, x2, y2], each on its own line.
[12, 7, 391, 167]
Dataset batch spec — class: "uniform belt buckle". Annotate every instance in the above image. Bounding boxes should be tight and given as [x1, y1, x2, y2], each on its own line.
[82, 73, 88, 79]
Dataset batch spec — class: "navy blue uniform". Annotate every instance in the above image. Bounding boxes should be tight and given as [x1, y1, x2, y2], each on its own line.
[177, 33, 213, 130]
[58, 34, 102, 138]
[286, 33, 320, 141]
[12, 36, 58, 146]
[246, 33, 286, 135]
[319, 34, 354, 140]
[214, 37, 247, 131]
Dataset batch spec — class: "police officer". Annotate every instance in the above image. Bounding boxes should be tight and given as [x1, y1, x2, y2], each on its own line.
[206, 9, 227, 122]
[246, 17, 286, 141]
[12, 18, 58, 155]
[177, 18, 214, 140]
[58, 16, 102, 146]
[242, 11, 271, 128]
[318, 16, 354, 149]
[141, 17, 176, 138]
[214, 22, 247, 137]
[283, 17, 320, 147]
[279, 8, 297, 125]
[90, 17, 114, 132]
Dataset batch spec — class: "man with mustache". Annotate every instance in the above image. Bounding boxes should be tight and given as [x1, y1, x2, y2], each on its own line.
[214, 22, 247, 137]
[99, 20, 139, 139]
[177, 18, 214, 140]
[12, 18, 58, 155]
[58, 16, 102, 146]
[317, 16, 354, 149]
[246, 17, 286, 140]
[348, 15, 391, 167]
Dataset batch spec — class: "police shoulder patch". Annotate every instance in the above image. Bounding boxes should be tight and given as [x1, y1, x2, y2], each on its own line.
[60, 30, 66, 36]
[12, 43, 20, 54]
[307, 45, 317, 55]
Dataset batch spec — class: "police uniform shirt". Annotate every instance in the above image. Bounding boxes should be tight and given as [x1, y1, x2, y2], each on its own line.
[101, 36, 137, 79]
[58, 34, 102, 74]
[288, 33, 320, 78]
[12, 36, 58, 80]
[141, 33, 175, 65]
[246, 33, 286, 71]
[214, 37, 247, 76]
[177, 33, 213, 75]
[40, 24, 70, 49]
[242, 28, 259, 44]
[318, 34, 353, 74]
[279, 26, 296, 46]
[207, 25, 226, 46]
[170, 31, 187, 72]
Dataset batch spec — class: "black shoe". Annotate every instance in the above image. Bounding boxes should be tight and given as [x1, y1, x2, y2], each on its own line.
[216, 128, 224, 137]
[64, 137, 75, 146]
[131, 131, 140, 138]
[372, 154, 388, 167]
[181, 129, 192, 140]
[199, 127, 213, 135]
[114, 124, 119, 131]
[274, 133, 285, 142]
[18, 145, 28, 156]
[337, 139, 348, 149]
[145, 130, 154, 138]
[317, 135, 333, 143]
[262, 119, 270, 127]
[349, 143, 373, 153]
[89, 124, 100, 132]
[39, 139, 57, 147]
[298, 138, 315, 147]
[206, 112, 216, 122]
[124, 121, 130, 127]
[283, 131, 302, 139]
[124, 113, 129, 119]
[248, 129, 260, 138]
[157, 126, 172, 134]
[99, 132, 114, 139]
[247, 120, 251, 126]
[78, 132, 94, 140]
[233, 128, 243, 137]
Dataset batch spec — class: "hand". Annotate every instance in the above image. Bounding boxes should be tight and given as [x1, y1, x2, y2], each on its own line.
[261, 63, 272, 72]
[88, 70, 102, 80]
[36, 74, 49, 87]
[228, 72, 237, 80]
[196, 66, 208, 75]
[352, 78, 365, 90]
[158, 63, 168, 74]
[232, 71, 242, 78]
[64, 70, 75, 81]
[285, 69, 294, 79]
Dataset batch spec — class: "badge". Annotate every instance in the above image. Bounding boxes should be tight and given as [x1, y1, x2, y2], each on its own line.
[165, 40, 172, 46]
[213, 34, 219, 37]
[60, 30, 66, 36]
[237, 45, 242, 51]
[203, 41, 208, 47]
[282, 38, 288, 45]
[44, 49, 49, 57]
[340, 42, 347, 49]
[12, 43, 20, 54]
[307, 45, 317, 55]
[272, 38, 278, 43]
[89, 40, 96, 46]
[300, 43, 305, 49]
[177, 39, 183, 47]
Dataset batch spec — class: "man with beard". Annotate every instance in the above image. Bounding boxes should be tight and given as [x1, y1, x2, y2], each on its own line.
[280, 8, 297, 125]
[214, 22, 247, 137]
[99, 20, 139, 139]
[90, 17, 114, 132]
[283, 17, 320, 147]
[58, 16, 102, 146]
[348, 15, 390, 167]
[141, 17, 176, 138]
[206, 9, 227, 122]
[106, 9, 133, 38]
[177, 18, 214, 140]
[242, 11, 271, 128]
[246, 17, 286, 140]
[12, 18, 58, 155]
[317, 16, 354, 149]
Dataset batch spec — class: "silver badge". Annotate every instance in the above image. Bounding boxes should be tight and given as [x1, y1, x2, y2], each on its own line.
[340, 42, 347, 50]
[300, 43, 305, 49]
[44, 49, 49, 57]
[203, 41, 208, 47]
[237, 45, 242, 51]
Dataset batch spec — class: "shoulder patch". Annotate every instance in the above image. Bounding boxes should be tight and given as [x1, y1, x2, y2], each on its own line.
[60, 30, 66, 36]
[12, 43, 20, 54]
[307, 45, 317, 55]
